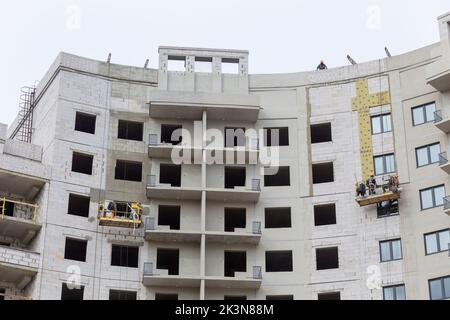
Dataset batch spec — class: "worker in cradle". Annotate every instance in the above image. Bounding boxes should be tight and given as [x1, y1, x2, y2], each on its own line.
[366, 175, 377, 195]
[356, 182, 366, 197]
[317, 60, 328, 70]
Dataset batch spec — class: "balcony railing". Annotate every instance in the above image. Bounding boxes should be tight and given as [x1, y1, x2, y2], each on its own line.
[443, 196, 450, 211]
[434, 110, 443, 123]
[252, 221, 262, 235]
[144, 216, 156, 231]
[252, 266, 262, 280]
[439, 152, 449, 166]
[251, 179, 261, 192]
[143, 262, 154, 276]
[147, 175, 157, 188]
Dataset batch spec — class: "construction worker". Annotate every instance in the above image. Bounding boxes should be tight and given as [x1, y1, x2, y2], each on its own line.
[366, 175, 377, 195]
[356, 181, 366, 197]
[317, 60, 328, 70]
[107, 201, 116, 218]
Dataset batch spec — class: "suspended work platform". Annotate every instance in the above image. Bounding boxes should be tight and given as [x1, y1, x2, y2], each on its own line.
[98, 201, 142, 228]
[355, 189, 402, 207]
[355, 175, 401, 207]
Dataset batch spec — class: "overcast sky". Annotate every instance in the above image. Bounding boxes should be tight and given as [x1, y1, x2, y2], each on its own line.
[1, 0, 448, 126]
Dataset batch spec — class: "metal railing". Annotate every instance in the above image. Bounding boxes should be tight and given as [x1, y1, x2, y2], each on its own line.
[252, 266, 262, 280]
[251, 179, 261, 191]
[439, 152, 449, 166]
[434, 110, 443, 123]
[1, 198, 38, 224]
[252, 221, 262, 234]
[149, 134, 158, 146]
[443, 196, 450, 211]
[144, 216, 156, 231]
[147, 175, 157, 188]
[143, 262, 154, 276]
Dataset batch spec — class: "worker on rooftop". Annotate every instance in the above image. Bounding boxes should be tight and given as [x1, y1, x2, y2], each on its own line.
[317, 60, 328, 70]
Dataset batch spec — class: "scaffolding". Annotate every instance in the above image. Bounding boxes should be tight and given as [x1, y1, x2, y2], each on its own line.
[13, 86, 36, 143]
[98, 201, 142, 228]
[355, 175, 402, 207]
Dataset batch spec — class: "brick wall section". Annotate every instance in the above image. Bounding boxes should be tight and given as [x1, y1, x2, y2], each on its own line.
[0, 246, 39, 269]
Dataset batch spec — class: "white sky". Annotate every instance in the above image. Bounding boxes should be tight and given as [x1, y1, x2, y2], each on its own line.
[1, 0, 449, 126]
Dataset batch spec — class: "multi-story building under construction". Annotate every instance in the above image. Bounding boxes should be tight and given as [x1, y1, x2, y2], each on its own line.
[0, 11, 449, 301]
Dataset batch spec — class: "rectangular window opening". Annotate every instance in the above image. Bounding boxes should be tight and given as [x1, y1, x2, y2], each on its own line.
[115, 160, 142, 182]
[75, 112, 96, 135]
[316, 247, 339, 270]
[68, 194, 90, 218]
[265, 207, 292, 229]
[379, 239, 403, 262]
[225, 127, 246, 148]
[195, 57, 212, 73]
[61, 283, 84, 300]
[371, 113, 392, 135]
[318, 292, 341, 300]
[155, 293, 179, 300]
[224, 208, 246, 232]
[264, 127, 289, 147]
[311, 123, 332, 144]
[160, 164, 182, 187]
[224, 251, 246, 277]
[109, 289, 137, 300]
[111, 245, 139, 268]
[377, 200, 399, 218]
[225, 166, 246, 189]
[373, 154, 396, 176]
[265, 251, 293, 272]
[314, 204, 336, 226]
[158, 205, 181, 230]
[222, 58, 239, 74]
[168, 56, 186, 72]
[157, 248, 180, 275]
[266, 295, 294, 300]
[264, 166, 290, 187]
[420, 185, 445, 210]
[64, 238, 88, 262]
[412, 102, 436, 126]
[416, 143, 441, 167]
[118, 120, 143, 142]
[71, 152, 94, 175]
[383, 285, 406, 300]
[312, 163, 334, 184]
[161, 124, 183, 145]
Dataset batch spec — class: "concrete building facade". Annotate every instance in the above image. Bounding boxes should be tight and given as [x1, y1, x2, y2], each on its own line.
[0, 12, 449, 300]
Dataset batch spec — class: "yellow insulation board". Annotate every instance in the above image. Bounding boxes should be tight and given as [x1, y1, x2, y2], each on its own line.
[352, 79, 391, 180]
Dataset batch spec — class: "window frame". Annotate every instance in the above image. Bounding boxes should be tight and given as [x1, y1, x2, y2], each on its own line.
[110, 244, 139, 268]
[114, 160, 143, 182]
[411, 102, 436, 127]
[370, 113, 392, 135]
[383, 284, 406, 300]
[424, 229, 450, 255]
[428, 276, 450, 300]
[415, 143, 441, 168]
[419, 185, 445, 211]
[373, 153, 396, 176]
[379, 239, 403, 263]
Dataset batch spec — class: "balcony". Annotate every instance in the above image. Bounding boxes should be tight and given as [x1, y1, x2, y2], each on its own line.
[438, 152, 450, 174]
[149, 91, 261, 122]
[146, 175, 202, 200]
[142, 262, 201, 288]
[426, 56, 450, 92]
[148, 134, 202, 160]
[205, 138, 260, 165]
[444, 196, 450, 216]
[0, 246, 39, 289]
[206, 179, 261, 203]
[205, 266, 263, 289]
[0, 198, 41, 244]
[144, 217, 202, 243]
[434, 110, 450, 133]
[205, 222, 262, 245]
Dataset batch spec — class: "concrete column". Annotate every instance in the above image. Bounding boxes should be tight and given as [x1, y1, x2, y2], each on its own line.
[199, 110, 207, 300]
[212, 57, 222, 93]
[185, 56, 195, 91]
[158, 53, 168, 90]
